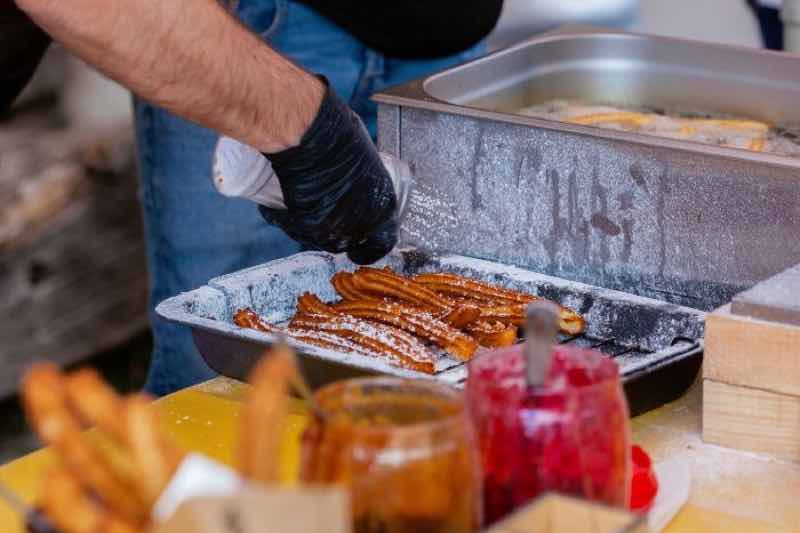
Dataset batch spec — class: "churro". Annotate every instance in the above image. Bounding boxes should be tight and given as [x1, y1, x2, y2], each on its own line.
[334, 299, 478, 361]
[239, 345, 296, 483]
[234, 308, 280, 333]
[569, 112, 654, 128]
[22, 364, 187, 530]
[293, 293, 436, 373]
[465, 321, 518, 348]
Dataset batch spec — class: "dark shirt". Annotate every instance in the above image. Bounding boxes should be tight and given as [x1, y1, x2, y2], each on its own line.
[0, 4, 51, 115]
[746, 0, 783, 50]
[295, 1, 504, 58]
[0, 1, 504, 113]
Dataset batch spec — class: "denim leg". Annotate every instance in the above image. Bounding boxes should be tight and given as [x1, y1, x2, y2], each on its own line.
[137, 0, 371, 395]
[267, 1, 365, 107]
[350, 42, 489, 138]
[137, 1, 492, 395]
[380, 42, 487, 92]
[136, 104, 302, 395]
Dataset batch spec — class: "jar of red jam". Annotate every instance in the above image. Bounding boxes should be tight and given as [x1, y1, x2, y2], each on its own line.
[466, 345, 631, 526]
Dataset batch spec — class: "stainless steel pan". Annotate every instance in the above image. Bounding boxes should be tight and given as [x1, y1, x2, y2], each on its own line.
[375, 27, 800, 310]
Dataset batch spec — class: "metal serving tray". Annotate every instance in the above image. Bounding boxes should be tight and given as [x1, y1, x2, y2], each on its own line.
[374, 27, 800, 311]
[157, 250, 705, 415]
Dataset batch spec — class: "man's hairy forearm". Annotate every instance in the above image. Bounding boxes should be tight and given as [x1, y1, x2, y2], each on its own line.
[15, 0, 324, 152]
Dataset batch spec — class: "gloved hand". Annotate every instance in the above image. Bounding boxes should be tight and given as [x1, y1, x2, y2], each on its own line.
[261, 78, 398, 265]
[0, 3, 51, 114]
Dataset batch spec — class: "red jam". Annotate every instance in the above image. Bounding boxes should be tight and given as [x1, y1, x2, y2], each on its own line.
[467, 345, 631, 526]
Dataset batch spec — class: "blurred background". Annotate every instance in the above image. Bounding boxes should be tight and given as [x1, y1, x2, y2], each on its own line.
[0, 0, 772, 460]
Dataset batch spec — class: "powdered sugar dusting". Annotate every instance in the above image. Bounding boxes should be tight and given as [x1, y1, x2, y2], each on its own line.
[392, 106, 772, 313]
[290, 312, 433, 369]
[402, 182, 460, 250]
[156, 250, 705, 385]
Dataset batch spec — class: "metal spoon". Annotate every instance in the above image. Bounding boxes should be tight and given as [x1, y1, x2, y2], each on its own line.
[524, 300, 561, 387]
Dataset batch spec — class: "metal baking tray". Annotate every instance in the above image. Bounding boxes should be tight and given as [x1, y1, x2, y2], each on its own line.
[156, 250, 705, 415]
[374, 27, 800, 311]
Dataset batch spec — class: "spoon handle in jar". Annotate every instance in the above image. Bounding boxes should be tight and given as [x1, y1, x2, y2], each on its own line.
[524, 300, 560, 387]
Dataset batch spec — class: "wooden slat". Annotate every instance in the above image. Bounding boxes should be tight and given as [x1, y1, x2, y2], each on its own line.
[0, 105, 148, 398]
[731, 263, 800, 327]
[704, 305, 800, 397]
[703, 379, 800, 462]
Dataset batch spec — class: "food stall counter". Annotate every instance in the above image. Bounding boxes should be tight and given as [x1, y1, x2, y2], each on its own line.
[0, 377, 795, 533]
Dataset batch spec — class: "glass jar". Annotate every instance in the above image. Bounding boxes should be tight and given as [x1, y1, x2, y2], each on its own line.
[301, 377, 481, 533]
[467, 345, 631, 526]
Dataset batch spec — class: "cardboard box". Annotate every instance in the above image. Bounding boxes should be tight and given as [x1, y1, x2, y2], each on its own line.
[487, 494, 645, 533]
[150, 486, 351, 533]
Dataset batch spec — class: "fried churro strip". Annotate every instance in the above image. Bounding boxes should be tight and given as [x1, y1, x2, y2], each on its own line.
[293, 314, 401, 360]
[65, 368, 127, 441]
[233, 305, 386, 360]
[351, 267, 450, 311]
[64, 373, 143, 504]
[688, 118, 769, 132]
[41, 467, 140, 533]
[292, 294, 435, 373]
[22, 365, 148, 525]
[334, 299, 478, 361]
[346, 267, 481, 327]
[64, 371, 142, 513]
[677, 118, 770, 138]
[239, 345, 296, 484]
[331, 271, 376, 302]
[569, 112, 654, 127]
[234, 308, 280, 333]
[296, 292, 340, 316]
[291, 314, 435, 373]
[413, 272, 586, 335]
[466, 321, 519, 348]
[441, 303, 481, 329]
[478, 304, 526, 323]
[749, 137, 766, 152]
[290, 328, 386, 359]
[234, 304, 392, 364]
[85, 431, 144, 502]
[412, 272, 537, 305]
[480, 304, 586, 335]
[123, 394, 185, 508]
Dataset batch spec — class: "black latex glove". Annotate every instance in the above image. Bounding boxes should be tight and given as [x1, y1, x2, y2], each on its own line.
[0, 3, 51, 115]
[261, 79, 398, 265]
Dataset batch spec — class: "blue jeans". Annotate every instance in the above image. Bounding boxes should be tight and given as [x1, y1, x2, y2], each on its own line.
[135, 0, 484, 395]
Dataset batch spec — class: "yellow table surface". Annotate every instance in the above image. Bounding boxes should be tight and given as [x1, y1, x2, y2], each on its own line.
[1, 377, 797, 532]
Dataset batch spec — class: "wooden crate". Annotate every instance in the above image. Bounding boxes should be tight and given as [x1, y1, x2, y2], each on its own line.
[703, 379, 800, 461]
[702, 264, 800, 460]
